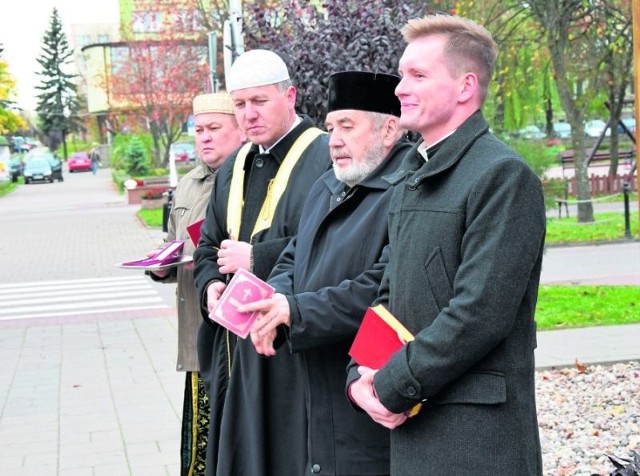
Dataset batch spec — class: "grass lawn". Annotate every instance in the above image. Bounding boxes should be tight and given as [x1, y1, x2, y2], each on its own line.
[137, 206, 640, 332]
[0, 179, 20, 196]
[546, 211, 639, 244]
[535, 285, 640, 330]
[137, 207, 164, 227]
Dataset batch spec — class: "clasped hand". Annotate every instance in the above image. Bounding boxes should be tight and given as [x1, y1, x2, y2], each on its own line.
[238, 293, 290, 356]
[349, 366, 408, 429]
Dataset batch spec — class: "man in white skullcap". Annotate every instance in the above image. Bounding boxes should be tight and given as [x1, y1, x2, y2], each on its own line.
[148, 92, 244, 476]
[193, 49, 330, 476]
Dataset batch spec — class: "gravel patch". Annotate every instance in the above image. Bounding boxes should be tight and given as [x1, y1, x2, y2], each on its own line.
[537, 361, 640, 475]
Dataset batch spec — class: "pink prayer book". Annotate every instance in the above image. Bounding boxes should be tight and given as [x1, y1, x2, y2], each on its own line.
[210, 268, 275, 339]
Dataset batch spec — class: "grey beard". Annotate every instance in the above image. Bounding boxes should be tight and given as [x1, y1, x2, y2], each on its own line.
[333, 141, 386, 187]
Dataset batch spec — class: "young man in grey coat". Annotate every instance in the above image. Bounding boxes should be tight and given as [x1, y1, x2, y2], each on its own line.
[348, 14, 545, 476]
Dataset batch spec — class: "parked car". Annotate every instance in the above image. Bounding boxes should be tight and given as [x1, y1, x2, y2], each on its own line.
[10, 136, 39, 153]
[616, 117, 636, 134]
[23, 157, 53, 184]
[24, 148, 64, 182]
[68, 151, 92, 172]
[169, 142, 196, 163]
[584, 119, 610, 138]
[514, 125, 546, 140]
[552, 122, 572, 139]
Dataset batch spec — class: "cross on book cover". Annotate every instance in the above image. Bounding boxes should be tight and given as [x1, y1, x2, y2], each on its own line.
[210, 268, 275, 339]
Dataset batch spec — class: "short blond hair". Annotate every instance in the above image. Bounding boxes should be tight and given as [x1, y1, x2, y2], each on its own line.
[402, 15, 498, 104]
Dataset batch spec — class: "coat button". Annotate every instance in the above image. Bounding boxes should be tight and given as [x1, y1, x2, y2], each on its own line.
[407, 386, 417, 396]
[311, 464, 321, 473]
[255, 158, 264, 168]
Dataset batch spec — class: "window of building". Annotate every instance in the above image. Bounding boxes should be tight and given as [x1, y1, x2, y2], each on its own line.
[132, 11, 164, 33]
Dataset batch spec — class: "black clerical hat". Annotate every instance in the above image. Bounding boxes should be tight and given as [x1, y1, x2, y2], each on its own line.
[327, 71, 401, 117]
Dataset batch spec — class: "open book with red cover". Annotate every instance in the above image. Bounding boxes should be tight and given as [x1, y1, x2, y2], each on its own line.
[210, 268, 275, 339]
[349, 304, 422, 416]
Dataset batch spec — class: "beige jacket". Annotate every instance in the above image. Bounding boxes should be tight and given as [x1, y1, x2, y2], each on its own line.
[152, 163, 216, 371]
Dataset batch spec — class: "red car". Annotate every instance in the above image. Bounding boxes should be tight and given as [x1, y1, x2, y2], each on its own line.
[68, 151, 92, 172]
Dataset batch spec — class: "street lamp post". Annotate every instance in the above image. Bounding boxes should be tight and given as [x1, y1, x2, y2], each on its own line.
[223, 0, 245, 80]
[208, 32, 218, 93]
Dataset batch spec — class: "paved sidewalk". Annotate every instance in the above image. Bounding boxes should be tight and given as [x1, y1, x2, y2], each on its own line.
[536, 240, 640, 369]
[535, 323, 640, 369]
[0, 169, 639, 474]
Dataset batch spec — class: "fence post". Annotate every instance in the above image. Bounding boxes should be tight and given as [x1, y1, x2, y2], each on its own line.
[623, 181, 632, 239]
[163, 189, 174, 233]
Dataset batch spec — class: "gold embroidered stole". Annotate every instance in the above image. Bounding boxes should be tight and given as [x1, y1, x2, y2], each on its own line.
[226, 127, 324, 240]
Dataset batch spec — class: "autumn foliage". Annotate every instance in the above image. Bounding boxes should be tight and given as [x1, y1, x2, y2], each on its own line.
[103, 5, 209, 166]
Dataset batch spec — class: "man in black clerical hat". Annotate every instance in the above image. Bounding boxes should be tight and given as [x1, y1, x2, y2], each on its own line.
[238, 71, 412, 476]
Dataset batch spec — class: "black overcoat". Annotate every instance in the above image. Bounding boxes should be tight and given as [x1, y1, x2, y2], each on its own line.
[268, 141, 412, 475]
[193, 117, 330, 476]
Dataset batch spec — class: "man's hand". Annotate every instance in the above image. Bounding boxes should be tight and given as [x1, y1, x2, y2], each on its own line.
[348, 366, 408, 429]
[206, 281, 227, 315]
[249, 328, 278, 356]
[217, 239, 252, 274]
[146, 248, 170, 278]
[240, 294, 291, 356]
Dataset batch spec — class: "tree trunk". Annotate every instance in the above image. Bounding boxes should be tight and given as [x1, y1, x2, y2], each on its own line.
[62, 132, 68, 161]
[149, 120, 162, 168]
[572, 130, 595, 222]
[547, 34, 594, 222]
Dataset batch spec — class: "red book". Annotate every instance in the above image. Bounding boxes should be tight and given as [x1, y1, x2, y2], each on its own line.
[349, 304, 414, 369]
[186, 218, 205, 247]
[210, 268, 274, 339]
[349, 304, 422, 417]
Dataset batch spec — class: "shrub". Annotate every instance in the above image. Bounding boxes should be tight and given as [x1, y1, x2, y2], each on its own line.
[123, 136, 152, 177]
[111, 169, 130, 193]
[243, 0, 428, 124]
[542, 178, 569, 210]
[502, 137, 559, 178]
[111, 134, 153, 172]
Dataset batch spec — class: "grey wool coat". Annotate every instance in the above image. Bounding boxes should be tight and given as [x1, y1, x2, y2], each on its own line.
[360, 110, 545, 475]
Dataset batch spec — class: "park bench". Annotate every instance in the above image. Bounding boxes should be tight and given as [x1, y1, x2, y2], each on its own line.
[559, 148, 635, 171]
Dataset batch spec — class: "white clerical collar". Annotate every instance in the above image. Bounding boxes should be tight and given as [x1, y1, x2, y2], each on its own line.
[417, 129, 456, 162]
[259, 116, 303, 154]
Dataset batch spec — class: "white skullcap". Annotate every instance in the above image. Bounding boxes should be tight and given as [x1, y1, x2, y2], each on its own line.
[226, 49, 290, 92]
[193, 92, 234, 115]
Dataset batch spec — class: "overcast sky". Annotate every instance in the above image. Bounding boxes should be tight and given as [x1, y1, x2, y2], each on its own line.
[0, 0, 120, 113]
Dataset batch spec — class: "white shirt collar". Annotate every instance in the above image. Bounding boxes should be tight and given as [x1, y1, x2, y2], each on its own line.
[418, 129, 456, 162]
